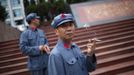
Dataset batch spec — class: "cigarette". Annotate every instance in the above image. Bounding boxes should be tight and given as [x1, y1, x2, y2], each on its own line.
[92, 38, 101, 42]
[95, 39, 101, 42]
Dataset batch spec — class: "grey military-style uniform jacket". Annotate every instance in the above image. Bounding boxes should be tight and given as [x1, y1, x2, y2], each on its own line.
[48, 40, 96, 75]
[20, 28, 49, 70]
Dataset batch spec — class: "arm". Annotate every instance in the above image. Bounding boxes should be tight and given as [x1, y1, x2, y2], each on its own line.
[19, 32, 41, 56]
[82, 38, 97, 72]
[42, 32, 50, 54]
[86, 54, 97, 72]
[48, 54, 65, 75]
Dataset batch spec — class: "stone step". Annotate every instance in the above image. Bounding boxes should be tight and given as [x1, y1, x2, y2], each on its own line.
[76, 30, 133, 48]
[0, 48, 133, 74]
[79, 38, 134, 50]
[0, 19, 133, 46]
[91, 60, 134, 75]
[48, 23, 134, 43]
[0, 45, 19, 51]
[1, 29, 133, 56]
[1, 26, 133, 52]
[0, 43, 133, 67]
[0, 68, 30, 75]
[0, 49, 20, 56]
[0, 44, 133, 69]
[0, 39, 18, 45]
[0, 62, 27, 73]
[0, 48, 133, 75]
[45, 19, 134, 37]
[96, 45, 134, 59]
[47, 21, 134, 39]
[0, 52, 23, 61]
[0, 56, 27, 67]
[97, 52, 134, 68]
[1, 32, 132, 61]
[77, 32, 134, 47]
[117, 70, 134, 75]
[1, 24, 133, 53]
[0, 20, 133, 49]
[2, 19, 132, 47]
[74, 26, 134, 43]
[0, 41, 19, 47]
[81, 39, 134, 53]
[0, 19, 133, 75]
[1, 34, 133, 61]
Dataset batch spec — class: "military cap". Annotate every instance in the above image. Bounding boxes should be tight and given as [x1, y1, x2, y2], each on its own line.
[26, 13, 40, 23]
[51, 13, 74, 29]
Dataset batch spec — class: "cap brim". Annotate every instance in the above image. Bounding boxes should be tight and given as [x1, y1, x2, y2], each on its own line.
[57, 19, 73, 27]
[35, 16, 40, 19]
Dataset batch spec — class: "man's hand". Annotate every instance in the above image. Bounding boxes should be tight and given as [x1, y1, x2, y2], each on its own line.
[82, 38, 98, 56]
[43, 45, 50, 54]
[39, 45, 50, 54]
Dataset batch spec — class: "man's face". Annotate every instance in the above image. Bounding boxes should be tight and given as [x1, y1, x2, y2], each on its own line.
[55, 22, 75, 41]
[31, 18, 40, 26]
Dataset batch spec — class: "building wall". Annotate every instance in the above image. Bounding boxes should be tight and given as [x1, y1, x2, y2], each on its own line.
[0, 0, 25, 28]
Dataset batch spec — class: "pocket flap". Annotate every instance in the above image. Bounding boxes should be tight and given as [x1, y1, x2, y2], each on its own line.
[66, 57, 77, 65]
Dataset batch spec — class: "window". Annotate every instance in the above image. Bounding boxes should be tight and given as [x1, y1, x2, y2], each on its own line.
[6, 11, 10, 19]
[11, 0, 20, 7]
[15, 19, 23, 25]
[13, 9, 22, 17]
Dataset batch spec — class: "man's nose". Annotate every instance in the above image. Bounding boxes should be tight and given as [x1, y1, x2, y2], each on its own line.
[66, 26, 72, 30]
[66, 28, 72, 32]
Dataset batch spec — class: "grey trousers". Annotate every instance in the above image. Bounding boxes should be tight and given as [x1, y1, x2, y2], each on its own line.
[31, 68, 48, 75]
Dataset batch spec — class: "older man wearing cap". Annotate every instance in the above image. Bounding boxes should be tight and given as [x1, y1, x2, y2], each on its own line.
[19, 13, 50, 75]
[48, 13, 97, 75]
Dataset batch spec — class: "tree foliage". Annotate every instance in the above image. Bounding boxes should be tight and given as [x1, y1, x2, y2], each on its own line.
[25, 4, 37, 15]
[24, 0, 91, 22]
[0, 4, 7, 21]
[36, 2, 51, 21]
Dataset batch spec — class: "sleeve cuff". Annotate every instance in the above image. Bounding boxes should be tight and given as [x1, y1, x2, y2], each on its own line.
[87, 53, 96, 63]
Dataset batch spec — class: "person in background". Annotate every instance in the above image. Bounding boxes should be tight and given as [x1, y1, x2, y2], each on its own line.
[19, 13, 50, 75]
[48, 13, 97, 75]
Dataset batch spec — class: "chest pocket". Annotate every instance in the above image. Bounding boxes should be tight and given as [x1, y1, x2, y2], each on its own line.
[27, 33, 36, 45]
[66, 57, 77, 65]
[39, 35, 45, 44]
[39, 35, 44, 40]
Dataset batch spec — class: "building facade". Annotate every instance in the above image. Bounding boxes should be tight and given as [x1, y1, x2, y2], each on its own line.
[0, 0, 26, 31]
[0, 0, 67, 31]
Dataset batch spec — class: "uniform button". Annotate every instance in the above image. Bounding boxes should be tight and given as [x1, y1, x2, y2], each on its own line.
[76, 57, 78, 60]
[82, 67, 84, 71]
[71, 61, 74, 63]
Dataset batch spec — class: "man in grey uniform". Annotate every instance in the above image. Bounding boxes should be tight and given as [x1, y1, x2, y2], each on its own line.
[48, 13, 97, 75]
[20, 13, 50, 75]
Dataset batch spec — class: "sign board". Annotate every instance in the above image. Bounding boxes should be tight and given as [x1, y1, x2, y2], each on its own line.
[70, 0, 134, 28]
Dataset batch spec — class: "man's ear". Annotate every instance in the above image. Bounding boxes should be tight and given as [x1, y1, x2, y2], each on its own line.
[54, 29, 59, 35]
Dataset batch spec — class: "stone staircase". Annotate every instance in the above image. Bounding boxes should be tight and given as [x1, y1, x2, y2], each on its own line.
[0, 19, 134, 75]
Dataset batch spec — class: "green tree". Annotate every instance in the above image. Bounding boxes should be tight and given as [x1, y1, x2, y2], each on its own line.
[23, 0, 29, 9]
[36, 2, 51, 21]
[0, 4, 7, 21]
[52, 0, 68, 15]
[25, 4, 37, 15]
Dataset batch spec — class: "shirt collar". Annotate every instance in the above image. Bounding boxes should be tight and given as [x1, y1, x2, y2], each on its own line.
[64, 43, 70, 48]
[57, 39, 75, 49]
[28, 27, 37, 31]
